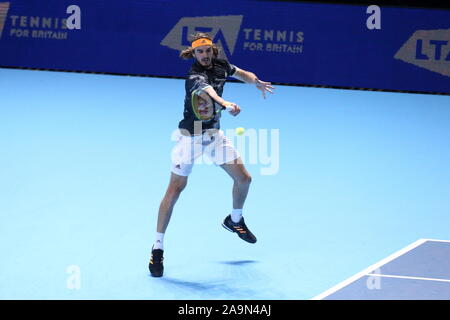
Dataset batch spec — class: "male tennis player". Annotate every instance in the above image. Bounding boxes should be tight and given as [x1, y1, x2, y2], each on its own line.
[149, 33, 274, 277]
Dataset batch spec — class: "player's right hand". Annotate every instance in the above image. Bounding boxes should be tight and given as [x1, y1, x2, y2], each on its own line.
[223, 102, 240, 116]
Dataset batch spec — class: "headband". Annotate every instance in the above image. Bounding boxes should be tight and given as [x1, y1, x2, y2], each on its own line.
[191, 38, 213, 49]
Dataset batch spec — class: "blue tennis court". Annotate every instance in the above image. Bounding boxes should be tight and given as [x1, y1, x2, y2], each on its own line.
[314, 239, 450, 299]
[1, 68, 450, 299]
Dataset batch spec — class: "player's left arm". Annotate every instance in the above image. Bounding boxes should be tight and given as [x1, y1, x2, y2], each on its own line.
[231, 67, 275, 99]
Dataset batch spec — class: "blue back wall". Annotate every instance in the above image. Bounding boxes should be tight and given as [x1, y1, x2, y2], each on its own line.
[0, 0, 449, 94]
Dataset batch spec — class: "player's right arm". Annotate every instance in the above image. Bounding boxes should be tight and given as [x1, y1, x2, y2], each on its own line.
[203, 86, 240, 116]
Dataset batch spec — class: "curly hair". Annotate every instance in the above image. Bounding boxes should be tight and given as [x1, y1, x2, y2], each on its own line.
[179, 32, 220, 59]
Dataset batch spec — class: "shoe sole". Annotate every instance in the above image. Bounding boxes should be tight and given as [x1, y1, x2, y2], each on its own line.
[222, 222, 257, 244]
[149, 266, 163, 277]
[150, 273, 163, 278]
[222, 222, 234, 233]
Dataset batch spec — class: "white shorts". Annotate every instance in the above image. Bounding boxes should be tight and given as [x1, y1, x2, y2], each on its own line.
[171, 129, 240, 176]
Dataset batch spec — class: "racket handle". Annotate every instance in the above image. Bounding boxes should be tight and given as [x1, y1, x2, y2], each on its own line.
[222, 105, 234, 112]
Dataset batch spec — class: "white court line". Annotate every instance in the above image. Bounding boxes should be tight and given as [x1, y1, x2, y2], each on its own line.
[367, 273, 450, 283]
[421, 238, 450, 243]
[311, 238, 441, 300]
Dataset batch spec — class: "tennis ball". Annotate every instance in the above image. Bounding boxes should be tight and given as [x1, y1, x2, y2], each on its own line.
[235, 127, 245, 136]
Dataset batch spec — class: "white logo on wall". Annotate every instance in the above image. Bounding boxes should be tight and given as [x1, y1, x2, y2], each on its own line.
[3, 3, 73, 40]
[161, 15, 243, 59]
[0, 2, 10, 39]
[395, 29, 450, 77]
[162, 15, 305, 58]
[242, 28, 304, 54]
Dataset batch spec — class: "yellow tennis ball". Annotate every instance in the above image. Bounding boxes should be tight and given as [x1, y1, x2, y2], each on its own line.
[235, 127, 245, 136]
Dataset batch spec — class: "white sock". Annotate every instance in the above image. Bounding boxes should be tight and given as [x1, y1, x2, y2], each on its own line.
[231, 208, 243, 223]
[154, 232, 164, 250]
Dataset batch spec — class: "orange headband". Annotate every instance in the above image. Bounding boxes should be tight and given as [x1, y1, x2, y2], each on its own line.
[191, 38, 213, 49]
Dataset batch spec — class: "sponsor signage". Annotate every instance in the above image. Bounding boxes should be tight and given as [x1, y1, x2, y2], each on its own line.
[0, 0, 449, 94]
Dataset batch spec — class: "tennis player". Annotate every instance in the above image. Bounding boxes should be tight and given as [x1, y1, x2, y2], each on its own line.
[149, 33, 274, 277]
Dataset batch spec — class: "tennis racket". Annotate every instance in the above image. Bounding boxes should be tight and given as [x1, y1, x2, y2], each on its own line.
[191, 88, 234, 121]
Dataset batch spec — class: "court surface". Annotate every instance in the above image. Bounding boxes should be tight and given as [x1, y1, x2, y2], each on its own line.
[314, 239, 450, 299]
[1, 68, 450, 299]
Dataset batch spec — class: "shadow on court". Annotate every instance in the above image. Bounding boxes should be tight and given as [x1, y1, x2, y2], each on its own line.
[217, 260, 259, 266]
[148, 260, 262, 298]
[153, 276, 260, 298]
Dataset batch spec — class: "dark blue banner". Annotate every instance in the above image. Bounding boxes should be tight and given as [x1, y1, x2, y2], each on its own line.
[0, 0, 449, 94]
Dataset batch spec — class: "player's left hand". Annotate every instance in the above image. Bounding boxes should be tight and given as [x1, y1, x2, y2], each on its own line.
[255, 78, 275, 99]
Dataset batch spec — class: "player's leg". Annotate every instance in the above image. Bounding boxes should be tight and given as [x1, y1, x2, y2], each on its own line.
[149, 172, 188, 277]
[156, 131, 195, 243]
[157, 172, 188, 234]
[220, 158, 257, 244]
[220, 157, 252, 210]
[149, 131, 194, 277]
[208, 130, 256, 243]
[208, 130, 251, 212]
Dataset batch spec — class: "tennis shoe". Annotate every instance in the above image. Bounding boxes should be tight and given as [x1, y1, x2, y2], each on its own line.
[222, 214, 257, 244]
[149, 246, 164, 277]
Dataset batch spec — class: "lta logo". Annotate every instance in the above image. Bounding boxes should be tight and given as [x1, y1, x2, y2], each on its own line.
[395, 29, 450, 77]
[0, 2, 10, 39]
[161, 15, 243, 59]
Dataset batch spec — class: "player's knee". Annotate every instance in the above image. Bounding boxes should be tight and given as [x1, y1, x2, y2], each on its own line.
[168, 178, 187, 195]
[236, 173, 252, 186]
[169, 182, 186, 195]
